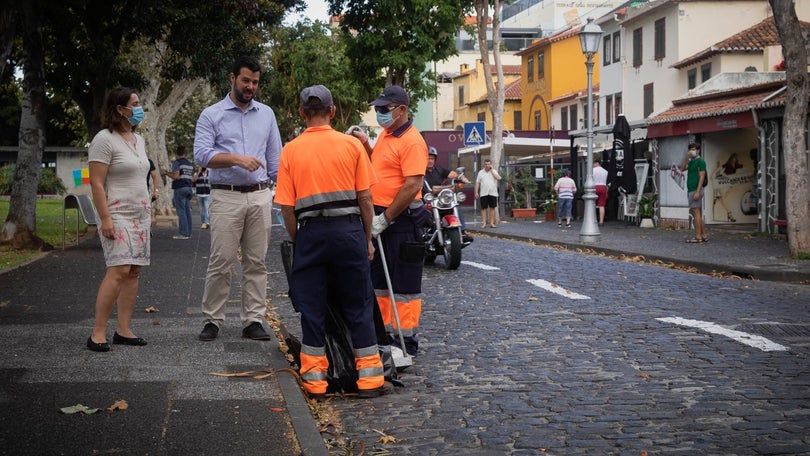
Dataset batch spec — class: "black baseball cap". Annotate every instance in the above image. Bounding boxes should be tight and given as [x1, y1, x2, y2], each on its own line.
[370, 85, 409, 107]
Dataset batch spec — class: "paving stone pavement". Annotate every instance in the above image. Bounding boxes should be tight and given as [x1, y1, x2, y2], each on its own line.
[268, 213, 810, 455]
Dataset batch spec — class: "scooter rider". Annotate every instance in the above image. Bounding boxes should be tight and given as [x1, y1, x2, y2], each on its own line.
[350, 85, 430, 360]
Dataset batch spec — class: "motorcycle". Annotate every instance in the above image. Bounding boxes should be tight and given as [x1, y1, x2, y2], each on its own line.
[422, 168, 473, 270]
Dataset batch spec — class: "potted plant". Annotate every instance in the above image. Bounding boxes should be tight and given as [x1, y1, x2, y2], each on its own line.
[637, 193, 657, 228]
[539, 192, 557, 221]
[508, 167, 538, 218]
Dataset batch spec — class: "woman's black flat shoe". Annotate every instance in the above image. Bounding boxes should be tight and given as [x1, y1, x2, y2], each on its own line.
[87, 337, 110, 352]
[113, 332, 147, 346]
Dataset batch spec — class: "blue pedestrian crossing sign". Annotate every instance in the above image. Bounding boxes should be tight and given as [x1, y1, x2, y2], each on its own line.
[463, 121, 486, 146]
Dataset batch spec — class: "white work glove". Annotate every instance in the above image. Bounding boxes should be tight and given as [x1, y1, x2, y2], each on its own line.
[371, 213, 390, 238]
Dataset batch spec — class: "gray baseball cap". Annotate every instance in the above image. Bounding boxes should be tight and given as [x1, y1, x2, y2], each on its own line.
[300, 85, 333, 109]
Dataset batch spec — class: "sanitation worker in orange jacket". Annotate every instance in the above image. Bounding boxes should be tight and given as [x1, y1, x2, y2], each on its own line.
[275, 85, 388, 399]
[351, 85, 430, 360]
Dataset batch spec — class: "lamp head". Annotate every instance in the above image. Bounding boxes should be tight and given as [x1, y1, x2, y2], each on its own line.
[579, 17, 603, 56]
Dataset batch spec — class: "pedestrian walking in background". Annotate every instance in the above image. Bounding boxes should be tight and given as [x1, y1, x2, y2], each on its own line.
[350, 84, 430, 360]
[86, 86, 150, 352]
[164, 145, 194, 239]
[275, 85, 388, 399]
[147, 158, 160, 203]
[193, 167, 211, 229]
[554, 169, 577, 228]
[475, 159, 501, 228]
[593, 160, 609, 226]
[680, 143, 708, 243]
[193, 56, 282, 342]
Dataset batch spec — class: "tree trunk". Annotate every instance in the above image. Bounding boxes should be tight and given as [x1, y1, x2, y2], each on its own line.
[474, 0, 505, 171]
[1, 0, 48, 250]
[134, 40, 207, 216]
[770, 0, 810, 256]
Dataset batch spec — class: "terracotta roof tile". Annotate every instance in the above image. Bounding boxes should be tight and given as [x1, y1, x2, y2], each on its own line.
[647, 80, 801, 124]
[470, 78, 523, 105]
[504, 78, 522, 99]
[673, 17, 810, 68]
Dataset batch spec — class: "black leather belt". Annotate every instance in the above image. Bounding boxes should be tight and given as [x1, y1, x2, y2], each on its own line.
[299, 214, 361, 227]
[210, 181, 272, 193]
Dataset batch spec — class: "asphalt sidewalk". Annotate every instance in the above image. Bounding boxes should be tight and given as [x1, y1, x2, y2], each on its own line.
[0, 223, 328, 456]
[0, 206, 806, 455]
[462, 207, 810, 284]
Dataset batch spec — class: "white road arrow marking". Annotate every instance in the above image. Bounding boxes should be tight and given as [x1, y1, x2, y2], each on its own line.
[656, 316, 788, 352]
[526, 279, 591, 300]
[461, 261, 500, 270]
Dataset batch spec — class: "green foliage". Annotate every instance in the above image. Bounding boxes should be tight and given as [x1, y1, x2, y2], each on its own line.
[328, 0, 466, 107]
[265, 21, 370, 141]
[37, 168, 67, 195]
[638, 193, 657, 218]
[0, 165, 66, 195]
[509, 166, 539, 209]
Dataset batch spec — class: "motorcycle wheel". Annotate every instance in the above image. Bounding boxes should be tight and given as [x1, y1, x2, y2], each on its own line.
[442, 229, 462, 270]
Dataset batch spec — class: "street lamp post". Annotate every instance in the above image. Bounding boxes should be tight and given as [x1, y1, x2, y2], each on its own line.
[578, 18, 602, 243]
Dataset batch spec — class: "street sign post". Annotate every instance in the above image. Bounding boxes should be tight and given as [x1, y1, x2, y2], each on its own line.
[464, 122, 486, 223]
[463, 122, 486, 146]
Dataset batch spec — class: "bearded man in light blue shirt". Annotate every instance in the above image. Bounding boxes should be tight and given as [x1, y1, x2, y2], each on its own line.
[193, 56, 282, 342]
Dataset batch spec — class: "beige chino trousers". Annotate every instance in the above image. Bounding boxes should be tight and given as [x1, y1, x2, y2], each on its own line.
[201, 187, 273, 328]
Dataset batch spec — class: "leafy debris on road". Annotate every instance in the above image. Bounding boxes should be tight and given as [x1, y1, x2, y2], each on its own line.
[59, 404, 100, 415]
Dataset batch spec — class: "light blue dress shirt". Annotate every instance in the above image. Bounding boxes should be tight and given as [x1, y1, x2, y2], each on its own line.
[193, 95, 282, 185]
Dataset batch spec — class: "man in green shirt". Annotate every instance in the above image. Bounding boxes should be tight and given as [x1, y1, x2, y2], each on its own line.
[680, 143, 708, 242]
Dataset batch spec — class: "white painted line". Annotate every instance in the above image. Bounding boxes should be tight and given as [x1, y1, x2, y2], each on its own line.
[526, 279, 591, 300]
[656, 317, 789, 352]
[461, 261, 500, 270]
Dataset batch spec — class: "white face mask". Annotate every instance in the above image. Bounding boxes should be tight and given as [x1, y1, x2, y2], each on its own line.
[690, 150, 697, 158]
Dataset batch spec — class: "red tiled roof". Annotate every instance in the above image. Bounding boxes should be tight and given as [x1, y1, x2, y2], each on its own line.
[673, 17, 810, 68]
[647, 79, 799, 124]
[469, 78, 523, 105]
[504, 78, 522, 99]
[548, 84, 600, 104]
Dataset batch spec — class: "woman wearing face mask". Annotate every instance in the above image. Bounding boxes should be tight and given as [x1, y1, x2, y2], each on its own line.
[86, 86, 151, 352]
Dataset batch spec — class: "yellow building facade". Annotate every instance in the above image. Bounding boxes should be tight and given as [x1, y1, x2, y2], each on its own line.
[451, 60, 522, 130]
[517, 26, 600, 132]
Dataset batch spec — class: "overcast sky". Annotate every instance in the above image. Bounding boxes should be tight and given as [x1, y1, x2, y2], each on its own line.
[284, 0, 331, 25]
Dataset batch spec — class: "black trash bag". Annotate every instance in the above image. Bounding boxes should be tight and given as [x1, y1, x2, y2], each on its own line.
[324, 298, 358, 395]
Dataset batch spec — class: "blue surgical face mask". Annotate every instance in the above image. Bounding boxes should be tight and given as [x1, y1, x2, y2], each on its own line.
[690, 150, 697, 158]
[376, 110, 395, 128]
[127, 106, 144, 126]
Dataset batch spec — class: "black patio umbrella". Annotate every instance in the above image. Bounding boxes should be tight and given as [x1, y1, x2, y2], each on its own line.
[609, 114, 637, 195]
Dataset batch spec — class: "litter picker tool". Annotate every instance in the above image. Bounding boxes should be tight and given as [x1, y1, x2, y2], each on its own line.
[376, 233, 414, 368]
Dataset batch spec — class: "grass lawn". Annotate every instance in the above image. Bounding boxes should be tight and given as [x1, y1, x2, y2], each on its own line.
[0, 197, 90, 270]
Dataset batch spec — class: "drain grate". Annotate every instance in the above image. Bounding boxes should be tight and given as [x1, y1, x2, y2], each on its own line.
[737, 324, 810, 338]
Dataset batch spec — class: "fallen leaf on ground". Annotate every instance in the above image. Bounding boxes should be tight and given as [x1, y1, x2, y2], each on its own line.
[108, 400, 128, 411]
[144, 306, 159, 313]
[639, 372, 650, 379]
[528, 296, 538, 301]
[60, 404, 100, 415]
